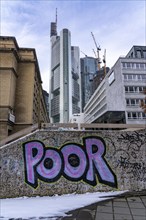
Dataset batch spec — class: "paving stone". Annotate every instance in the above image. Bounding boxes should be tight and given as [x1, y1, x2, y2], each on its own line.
[113, 201, 129, 208]
[128, 202, 145, 209]
[114, 214, 132, 220]
[114, 207, 131, 215]
[102, 201, 113, 207]
[95, 213, 113, 220]
[76, 209, 94, 220]
[133, 216, 146, 220]
[130, 208, 146, 216]
[96, 205, 113, 213]
[127, 197, 141, 203]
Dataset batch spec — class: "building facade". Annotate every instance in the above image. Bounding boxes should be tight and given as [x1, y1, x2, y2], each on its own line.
[43, 90, 49, 118]
[49, 24, 81, 123]
[0, 36, 49, 140]
[84, 46, 146, 125]
[80, 56, 98, 111]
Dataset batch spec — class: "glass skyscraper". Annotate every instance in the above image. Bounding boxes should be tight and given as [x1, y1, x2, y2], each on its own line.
[49, 23, 81, 123]
[80, 56, 98, 111]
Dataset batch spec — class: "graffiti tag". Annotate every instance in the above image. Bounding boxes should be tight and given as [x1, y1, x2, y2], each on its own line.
[117, 156, 146, 182]
[23, 137, 117, 188]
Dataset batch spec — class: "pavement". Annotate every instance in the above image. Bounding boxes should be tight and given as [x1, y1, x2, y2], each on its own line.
[59, 190, 146, 220]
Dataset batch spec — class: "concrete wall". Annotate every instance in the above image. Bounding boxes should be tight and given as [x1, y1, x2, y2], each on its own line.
[0, 129, 146, 198]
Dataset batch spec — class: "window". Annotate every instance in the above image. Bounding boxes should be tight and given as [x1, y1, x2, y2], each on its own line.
[127, 63, 131, 68]
[132, 112, 137, 118]
[126, 99, 130, 105]
[140, 63, 144, 69]
[133, 75, 137, 80]
[139, 87, 143, 92]
[128, 75, 132, 80]
[125, 87, 128, 92]
[124, 74, 146, 81]
[142, 75, 146, 80]
[122, 63, 126, 68]
[122, 62, 146, 69]
[131, 100, 135, 105]
[108, 71, 115, 85]
[137, 50, 141, 58]
[127, 112, 146, 119]
[137, 75, 141, 80]
[125, 86, 146, 93]
[129, 87, 134, 92]
[135, 99, 140, 105]
[143, 51, 146, 59]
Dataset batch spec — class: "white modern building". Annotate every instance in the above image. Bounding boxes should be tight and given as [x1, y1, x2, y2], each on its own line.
[84, 46, 146, 125]
[49, 22, 81, 123]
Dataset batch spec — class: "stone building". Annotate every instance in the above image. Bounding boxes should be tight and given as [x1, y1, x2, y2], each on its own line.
[0, 36, 49, 140]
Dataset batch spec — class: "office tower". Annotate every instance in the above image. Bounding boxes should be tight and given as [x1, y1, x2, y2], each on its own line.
[0, 36, 49, 140]
[49, 23, 81, 123]
[43, 90, 49, 118]
[80, 56, 98, 111]
[84, 46, 146, 125]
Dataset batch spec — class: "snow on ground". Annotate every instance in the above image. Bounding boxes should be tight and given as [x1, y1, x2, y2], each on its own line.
[0, 191, 126, 220]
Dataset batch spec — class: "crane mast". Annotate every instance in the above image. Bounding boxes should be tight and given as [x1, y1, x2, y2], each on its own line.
[91, 32, 101, 70]
[103, 49, 106, 76]
[81, 51, 87, 57]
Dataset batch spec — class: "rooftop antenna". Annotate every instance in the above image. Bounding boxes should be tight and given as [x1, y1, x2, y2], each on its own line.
[56, 8, 57, 35]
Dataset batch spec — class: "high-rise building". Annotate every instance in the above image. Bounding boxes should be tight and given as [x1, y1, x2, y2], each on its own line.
[43, 90, 49, 118]
[80, 56, 98, 111]
[49, 23, 81, 123]
[84, 46, 146, 125]
[0, 36, 49, 140]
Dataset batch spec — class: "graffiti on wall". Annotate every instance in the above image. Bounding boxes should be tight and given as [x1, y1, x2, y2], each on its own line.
[23, 136, 117, 189]
[117, 156, 146, 182]
[105, 131, 146, 182]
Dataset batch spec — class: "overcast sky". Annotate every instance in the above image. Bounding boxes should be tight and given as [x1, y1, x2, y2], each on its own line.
[1, 0, 145, 92]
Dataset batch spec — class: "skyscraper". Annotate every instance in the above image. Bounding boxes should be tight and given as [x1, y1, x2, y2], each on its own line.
[80, 56, 98, 111]
[49, 22, 81, 123]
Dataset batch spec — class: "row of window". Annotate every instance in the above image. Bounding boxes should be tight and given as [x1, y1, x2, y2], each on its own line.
[127, 112, 146, 119]
[85, 82, 105, 109]
[122, 62, 146, 69]
[126, 99, 145, 106]
[124, 74, 146, 81]
[125, 86, 146, 93]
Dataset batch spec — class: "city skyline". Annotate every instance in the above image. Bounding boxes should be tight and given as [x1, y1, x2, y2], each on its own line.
[1, 0, 145, 92]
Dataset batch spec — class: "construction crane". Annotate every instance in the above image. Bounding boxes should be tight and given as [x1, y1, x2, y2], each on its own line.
[103, 49, 106, 76]
[81, 51, 87, 57]
[92, 49, 97, 58]
[91, 32, 101, 70]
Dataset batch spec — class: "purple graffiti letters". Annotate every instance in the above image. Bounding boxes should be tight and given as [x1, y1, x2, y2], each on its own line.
[61, 144, 87, 180]
[23, 137, 117, 189]
[84, 137, 117, 187]
[23, 141, 63, 188]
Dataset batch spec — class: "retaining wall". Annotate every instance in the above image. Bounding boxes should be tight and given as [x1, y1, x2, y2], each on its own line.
[0, 129, 146, 198]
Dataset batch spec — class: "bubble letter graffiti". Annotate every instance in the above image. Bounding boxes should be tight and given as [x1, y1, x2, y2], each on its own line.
[23, 137, 117, 188]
